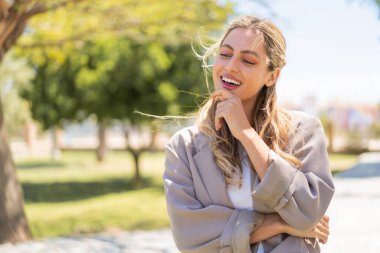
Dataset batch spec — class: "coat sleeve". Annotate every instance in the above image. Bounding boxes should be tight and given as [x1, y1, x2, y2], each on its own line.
[251, 115, 335, 230]
[163, 130, 264, 253]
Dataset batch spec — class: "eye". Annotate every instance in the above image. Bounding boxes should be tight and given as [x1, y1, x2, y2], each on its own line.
[219, 53, 231, 58]
[243, 59, 255, 65]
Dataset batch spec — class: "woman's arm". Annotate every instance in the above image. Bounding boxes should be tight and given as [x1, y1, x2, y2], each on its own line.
[164, 129, 264, 253]
[246, 115, 334, 230]
[285, 215, 330, 244]
[249, 214, 330, 244]
[249, 213, 283, 243]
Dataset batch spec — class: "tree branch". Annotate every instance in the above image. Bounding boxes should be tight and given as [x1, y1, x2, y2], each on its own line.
[0, 0, 10, 19]
[16, 29, 94, 48]
[25, 0, 87, 17]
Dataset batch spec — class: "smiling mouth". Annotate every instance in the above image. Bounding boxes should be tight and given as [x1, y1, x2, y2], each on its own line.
[221, 76, 242, 86]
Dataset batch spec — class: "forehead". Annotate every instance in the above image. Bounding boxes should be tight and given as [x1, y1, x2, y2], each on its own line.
[221, 28, 266, 55]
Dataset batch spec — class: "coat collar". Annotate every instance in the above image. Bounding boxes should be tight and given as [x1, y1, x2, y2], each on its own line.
[191, 127, 234, 208]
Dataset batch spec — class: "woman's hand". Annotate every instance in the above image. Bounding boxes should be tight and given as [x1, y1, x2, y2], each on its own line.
[284, 215, 330, 244]
[210, 89, 251, 140]
[250, 213, 284, 244]
[250, 214, 330, 244]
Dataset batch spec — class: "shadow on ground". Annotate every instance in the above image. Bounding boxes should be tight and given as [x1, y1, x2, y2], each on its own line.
[17, 161, 66, 169]
[22, 177, 163, 203]
[335, 162, 380, 178]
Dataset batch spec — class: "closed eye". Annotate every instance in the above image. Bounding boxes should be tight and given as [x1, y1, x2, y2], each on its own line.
[243, 59, 255, 65]
[219, 53, 231, 58]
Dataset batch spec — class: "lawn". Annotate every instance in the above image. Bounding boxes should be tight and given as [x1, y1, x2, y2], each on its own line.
[16, 150, 358, 239]
[17, 150, 169, 239]
[329, 153, 359, 174]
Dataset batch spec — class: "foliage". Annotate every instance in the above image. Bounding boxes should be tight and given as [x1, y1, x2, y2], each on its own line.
[21, 53, 82, 129]
[21, 38, 209, 130]
[0, 53, 34, 136]
[17, 0, 232, 63]
[17, 0, 232, 129]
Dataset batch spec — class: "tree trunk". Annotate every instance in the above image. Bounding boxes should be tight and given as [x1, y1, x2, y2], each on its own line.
[148, 124, 157, 149]
[0, 96, 32, 244]
[124, 126, 142, 184]
[23, 121, 37, 157]
[0, 1, 88, 244]
[51, 126, 61, 160]
[130, 149, 141, 183]
[96, 120, 107, 162]
[0, 3, 36, 245]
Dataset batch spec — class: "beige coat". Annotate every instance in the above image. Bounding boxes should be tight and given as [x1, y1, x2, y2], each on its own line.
[163, 110, 335, 253]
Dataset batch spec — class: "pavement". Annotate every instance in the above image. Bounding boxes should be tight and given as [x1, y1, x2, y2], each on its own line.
[2, 152, 380, 253]
[0, 230, 179, 253]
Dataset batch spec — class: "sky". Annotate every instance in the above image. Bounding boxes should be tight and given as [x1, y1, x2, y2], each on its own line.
[235, 0, 380, 106]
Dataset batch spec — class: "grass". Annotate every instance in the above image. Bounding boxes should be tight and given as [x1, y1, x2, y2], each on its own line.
[329, 153, 359, 174]
[16, 150, 169, 239]
[16, 150, 359, 239]
[27, 188, 167, 238]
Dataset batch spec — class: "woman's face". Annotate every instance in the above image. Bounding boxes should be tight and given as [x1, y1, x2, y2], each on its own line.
[212, 28, 274, 107]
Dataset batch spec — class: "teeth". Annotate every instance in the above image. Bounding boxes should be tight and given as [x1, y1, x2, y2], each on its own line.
[222, 77, 241, 86]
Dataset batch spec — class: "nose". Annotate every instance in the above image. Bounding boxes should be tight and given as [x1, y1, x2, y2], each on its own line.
[225, 57, 239, 73]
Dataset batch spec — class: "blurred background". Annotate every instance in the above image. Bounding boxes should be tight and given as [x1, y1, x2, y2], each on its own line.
[0, 0, 379, 252]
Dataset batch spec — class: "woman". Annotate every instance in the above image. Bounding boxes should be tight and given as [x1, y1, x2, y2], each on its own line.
[163, 16, 335, 253]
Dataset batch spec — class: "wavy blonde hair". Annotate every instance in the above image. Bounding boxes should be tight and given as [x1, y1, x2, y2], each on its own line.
[196, 16, 302, 186]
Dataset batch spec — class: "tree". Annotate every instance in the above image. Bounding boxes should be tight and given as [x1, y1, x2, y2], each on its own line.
[0, 53, 34, 137]
[17, 0, 231, 172]
[21, 53, 83, 159]
[1, 0, 232, 242]
[23, 38, 210, 182]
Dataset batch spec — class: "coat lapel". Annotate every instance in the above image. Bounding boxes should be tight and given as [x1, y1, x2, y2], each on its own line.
[192, 132, 233, 208]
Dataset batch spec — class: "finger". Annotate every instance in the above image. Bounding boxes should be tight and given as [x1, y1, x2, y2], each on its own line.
[211, 88, 236, 100]
[214, 107, 225, 131]
[320, 218, 329, 230]
[315, 225, 329, 243]
[315, 230, 328, 243]
[213, 96, 225, 103]
[316, 223, 329, 236]
[215, 117, 223, 131]
[215, 100, 231, 112]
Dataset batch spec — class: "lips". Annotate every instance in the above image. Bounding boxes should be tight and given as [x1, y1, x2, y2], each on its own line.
[220, 76, 242, 90]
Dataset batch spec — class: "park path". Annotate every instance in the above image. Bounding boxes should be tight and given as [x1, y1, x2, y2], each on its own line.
[0, 229, 179, 253]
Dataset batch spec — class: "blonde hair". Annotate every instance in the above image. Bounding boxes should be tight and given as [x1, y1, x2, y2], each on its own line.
[197, 16, 301, 186]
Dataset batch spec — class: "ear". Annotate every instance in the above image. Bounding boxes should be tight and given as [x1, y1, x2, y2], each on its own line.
[265, 68, 281, 87]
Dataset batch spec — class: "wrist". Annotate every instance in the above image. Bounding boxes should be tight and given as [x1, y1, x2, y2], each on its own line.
[237, 127, 257, 143]
[278, 218, 289, 234]
[272, 214, 287, 234]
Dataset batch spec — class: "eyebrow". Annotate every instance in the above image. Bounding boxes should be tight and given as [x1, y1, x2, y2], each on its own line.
[220, 44, 261, 60]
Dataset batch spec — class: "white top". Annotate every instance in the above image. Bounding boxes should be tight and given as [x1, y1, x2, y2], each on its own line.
[227, 151, 264, 253]
[227, 155, 253, 210]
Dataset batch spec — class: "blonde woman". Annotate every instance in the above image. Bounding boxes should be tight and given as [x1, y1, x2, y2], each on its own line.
[163, 16, 334, 253]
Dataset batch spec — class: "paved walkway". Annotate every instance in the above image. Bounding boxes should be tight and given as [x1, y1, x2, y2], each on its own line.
[0, 230, 179, 253]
